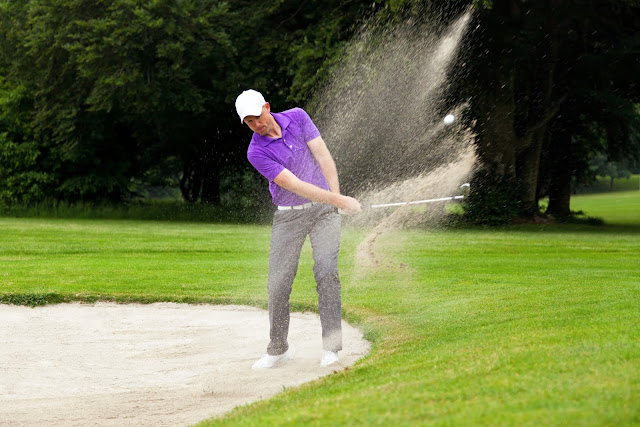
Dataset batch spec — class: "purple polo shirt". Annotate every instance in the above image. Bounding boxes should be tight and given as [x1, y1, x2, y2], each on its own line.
[247, 108, 329, 206]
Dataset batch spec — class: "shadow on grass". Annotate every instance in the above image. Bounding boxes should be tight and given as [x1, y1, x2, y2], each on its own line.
[0, 200, 274, 225]
[443, 212, 640, 234]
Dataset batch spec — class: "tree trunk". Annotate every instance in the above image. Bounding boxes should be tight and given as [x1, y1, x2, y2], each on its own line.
[200, 165, 220, 204]
[475, 68, 519, 179]
[179, 163, 193, 202]
[516, 130, 545, 217]
[546, 136, 572, 218]
[179, 160, 203, 203]
[515, 0, 561, 217]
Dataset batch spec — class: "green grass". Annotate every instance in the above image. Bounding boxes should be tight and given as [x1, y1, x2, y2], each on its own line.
[1, 191, 639, 426]
[578, 174, 640, 193]
[570, 190, 639, 226]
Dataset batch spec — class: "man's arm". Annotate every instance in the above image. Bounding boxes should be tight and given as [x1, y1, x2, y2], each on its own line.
[273, 169, 361, 214]
[307, 136, 340, 194]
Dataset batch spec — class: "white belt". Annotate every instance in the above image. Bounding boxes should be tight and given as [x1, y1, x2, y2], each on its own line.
[277, 202, 317, 210]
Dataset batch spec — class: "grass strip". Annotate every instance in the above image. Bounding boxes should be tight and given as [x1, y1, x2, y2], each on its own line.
[1, 191, 639, 425]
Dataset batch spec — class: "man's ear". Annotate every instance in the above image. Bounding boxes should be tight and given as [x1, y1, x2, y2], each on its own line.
[264, 102, 271, 114]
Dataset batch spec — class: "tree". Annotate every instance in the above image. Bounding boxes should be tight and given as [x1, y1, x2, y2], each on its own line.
[543, 3, 640, 217]
[0, 80, 54, 204]
[460, 0, 640, 222]
[0, 0, 377, 206]
[590, 153, 633, 190]
[0, 0, 235, 203]
[545, 96, 639, 217]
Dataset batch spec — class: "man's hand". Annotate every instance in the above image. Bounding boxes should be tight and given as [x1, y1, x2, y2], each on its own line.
[338, 195, 362, 215]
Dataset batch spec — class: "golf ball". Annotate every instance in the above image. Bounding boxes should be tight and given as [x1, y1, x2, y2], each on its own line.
[444, 114, 455, 125]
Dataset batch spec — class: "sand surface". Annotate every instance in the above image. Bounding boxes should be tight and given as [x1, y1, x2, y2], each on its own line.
[0, 302, 370, 426]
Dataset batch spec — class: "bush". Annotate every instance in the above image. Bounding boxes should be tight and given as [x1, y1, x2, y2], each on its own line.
[0, 134, 54, 205]
[463, 171, 522, 225]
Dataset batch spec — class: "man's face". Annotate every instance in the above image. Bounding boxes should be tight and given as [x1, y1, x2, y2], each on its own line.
[244, 104, 271, 136]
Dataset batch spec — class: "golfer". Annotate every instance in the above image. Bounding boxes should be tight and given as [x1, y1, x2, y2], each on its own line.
[235, 89, 361, 369]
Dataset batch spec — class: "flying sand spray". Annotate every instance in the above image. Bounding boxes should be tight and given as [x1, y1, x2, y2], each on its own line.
[365, 111, 464, 210]
[312, 9, 475, 270]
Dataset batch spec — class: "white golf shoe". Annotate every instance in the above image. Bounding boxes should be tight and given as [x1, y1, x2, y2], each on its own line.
[320, 350, 339, 367]
[251, 349, 291, 370]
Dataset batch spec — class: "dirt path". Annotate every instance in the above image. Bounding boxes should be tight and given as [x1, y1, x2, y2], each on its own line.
[0, 302, 370, 426]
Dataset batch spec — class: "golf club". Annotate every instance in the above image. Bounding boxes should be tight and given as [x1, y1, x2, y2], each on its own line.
[369, 183, 470, 209]
[338, 183, 470, 214]
[371, 195, 464, 209]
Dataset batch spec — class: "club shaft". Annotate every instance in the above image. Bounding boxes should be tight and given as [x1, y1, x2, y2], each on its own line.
[370, 195, 464, 209]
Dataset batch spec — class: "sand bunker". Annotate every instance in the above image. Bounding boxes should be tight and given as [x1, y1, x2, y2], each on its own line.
[0, 302, 370, 426]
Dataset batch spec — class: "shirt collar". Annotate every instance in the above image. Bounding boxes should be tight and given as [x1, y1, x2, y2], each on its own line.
[252, 112, 291, 146]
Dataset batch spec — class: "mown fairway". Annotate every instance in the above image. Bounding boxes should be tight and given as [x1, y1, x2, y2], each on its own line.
[1, 191, 639, 425]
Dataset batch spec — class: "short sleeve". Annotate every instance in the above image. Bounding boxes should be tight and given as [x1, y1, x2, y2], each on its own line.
[247, 147, 285, 182]
[295, 108, 321, 143]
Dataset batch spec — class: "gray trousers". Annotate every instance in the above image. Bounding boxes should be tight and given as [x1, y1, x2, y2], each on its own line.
[266, 203, 342, 355]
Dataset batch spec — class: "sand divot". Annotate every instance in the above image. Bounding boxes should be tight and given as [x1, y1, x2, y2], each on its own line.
[0, 302, 370, 426]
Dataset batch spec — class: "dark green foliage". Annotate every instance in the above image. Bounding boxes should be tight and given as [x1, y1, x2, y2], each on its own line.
[0, 292, 70, 307]
[0, 76, 54, 203]
[0, 134, 53, 204]
[464, 170, 522, 225]
[0, 199, 274, 224]
[0, 0, 235, 204]
[457, 0, 640, 221]
[0, 0, 638, 222]
[0, 0, 376, 207]
[0, 292, 241, 307]
[590, 153, 632, 188]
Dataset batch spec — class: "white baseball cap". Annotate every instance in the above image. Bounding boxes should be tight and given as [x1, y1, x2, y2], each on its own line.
[235, 89, 266, 123]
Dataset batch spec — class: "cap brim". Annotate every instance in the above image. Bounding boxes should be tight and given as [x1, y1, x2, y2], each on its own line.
[239, 106, 264, 123]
